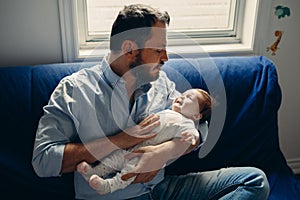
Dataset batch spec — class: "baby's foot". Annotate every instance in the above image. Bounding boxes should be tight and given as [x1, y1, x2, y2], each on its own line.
[89, 174, 111, 195]
[77, 161, 92, 181]
[77, 161, 90, 174]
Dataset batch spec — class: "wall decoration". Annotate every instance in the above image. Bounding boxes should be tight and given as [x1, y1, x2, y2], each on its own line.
[274, 5, 291, 19]
[266, 4, 291, 55]
[267, 30, 283, 55]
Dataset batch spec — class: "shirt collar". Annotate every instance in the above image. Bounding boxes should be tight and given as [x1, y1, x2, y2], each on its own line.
[102, 57, 124, 88]
[101, 56, 152, 92]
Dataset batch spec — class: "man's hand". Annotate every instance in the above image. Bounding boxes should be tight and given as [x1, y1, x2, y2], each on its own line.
[121, 145, 165, 183]
[124, 114, 160, 138]
[110, 114, 160, 149]
[122, 170, 160, 183]
[121, 137, 197, 183]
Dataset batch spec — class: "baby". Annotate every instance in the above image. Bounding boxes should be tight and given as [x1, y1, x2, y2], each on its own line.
[77, 88, 212, 195]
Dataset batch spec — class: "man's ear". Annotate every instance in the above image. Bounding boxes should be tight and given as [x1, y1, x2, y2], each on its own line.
[121, 40, 138, 56]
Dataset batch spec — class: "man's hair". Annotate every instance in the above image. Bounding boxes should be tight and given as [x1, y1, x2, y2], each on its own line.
[110, 4, 170, 51]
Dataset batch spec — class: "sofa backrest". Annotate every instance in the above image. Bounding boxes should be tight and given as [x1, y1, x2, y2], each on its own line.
[164, 56, 284, 175]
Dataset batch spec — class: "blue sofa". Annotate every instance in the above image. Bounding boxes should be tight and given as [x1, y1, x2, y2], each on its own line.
[0, 56, 299, 199]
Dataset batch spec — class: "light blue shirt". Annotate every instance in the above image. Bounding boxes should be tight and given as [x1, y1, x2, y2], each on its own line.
[32, 58, 184, 199]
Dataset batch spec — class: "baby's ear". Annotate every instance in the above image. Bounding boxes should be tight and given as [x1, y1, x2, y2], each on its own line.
[193, 113, 202, 121]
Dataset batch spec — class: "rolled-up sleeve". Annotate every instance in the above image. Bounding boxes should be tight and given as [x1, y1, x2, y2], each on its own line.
[32, 78, 78, 177]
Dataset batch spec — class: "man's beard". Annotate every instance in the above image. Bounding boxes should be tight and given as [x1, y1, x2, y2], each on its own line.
[129, 50, 161, 86]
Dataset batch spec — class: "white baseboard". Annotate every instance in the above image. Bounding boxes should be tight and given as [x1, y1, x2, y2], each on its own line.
[287, 158, 300, 175]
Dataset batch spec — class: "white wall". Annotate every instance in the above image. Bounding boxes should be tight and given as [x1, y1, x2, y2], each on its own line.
[0, 0, 63, 67]
[260, 0, 300, 174]
[0, 0, 299, 173]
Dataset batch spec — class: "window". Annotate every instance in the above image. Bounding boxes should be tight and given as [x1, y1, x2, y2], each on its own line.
[85, 0, 237, 42]
[58, 0, 270, 62]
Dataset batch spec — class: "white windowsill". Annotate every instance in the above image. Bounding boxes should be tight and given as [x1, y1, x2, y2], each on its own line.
[77, 42, 255, 62]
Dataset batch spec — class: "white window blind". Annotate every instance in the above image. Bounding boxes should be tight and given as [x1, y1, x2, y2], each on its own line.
[85, 0, 238, 42]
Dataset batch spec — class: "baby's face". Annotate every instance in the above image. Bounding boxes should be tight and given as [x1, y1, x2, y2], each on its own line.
[172, 90, 200, 119]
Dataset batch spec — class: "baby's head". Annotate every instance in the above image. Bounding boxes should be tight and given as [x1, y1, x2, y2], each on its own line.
[172, 88, 212, 123]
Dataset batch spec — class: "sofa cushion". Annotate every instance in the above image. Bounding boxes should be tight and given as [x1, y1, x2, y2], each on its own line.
[0, 66, 34, 184]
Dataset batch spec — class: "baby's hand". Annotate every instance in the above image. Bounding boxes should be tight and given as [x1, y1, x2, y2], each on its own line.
[180, 132, 196, 145]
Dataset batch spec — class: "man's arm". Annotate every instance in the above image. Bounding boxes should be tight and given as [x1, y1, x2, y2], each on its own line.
[33, 118, 159, 176]
[61, 129, 158, 173]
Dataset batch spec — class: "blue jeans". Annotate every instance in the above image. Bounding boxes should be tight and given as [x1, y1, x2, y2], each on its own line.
[128, 167, 270, 200]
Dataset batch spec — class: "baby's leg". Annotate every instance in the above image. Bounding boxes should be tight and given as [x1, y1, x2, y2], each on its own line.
[94, 149, 128, 177]
[89, 157, 138, 195]
[77, 161, 117, 181]
[77, 149, 127, 181]
[89, 170, 136, 195]
[77, 161, 95, 181]
[89, 175, 111, 195]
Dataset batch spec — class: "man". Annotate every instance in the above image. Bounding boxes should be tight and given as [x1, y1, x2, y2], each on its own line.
[32, 4, 270, 200]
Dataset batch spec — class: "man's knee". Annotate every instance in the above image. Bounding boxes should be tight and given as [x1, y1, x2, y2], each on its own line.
[244, 167, 270, 199]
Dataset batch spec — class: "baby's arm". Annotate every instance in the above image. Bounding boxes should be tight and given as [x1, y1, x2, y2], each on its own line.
[180, 131, 197, 145]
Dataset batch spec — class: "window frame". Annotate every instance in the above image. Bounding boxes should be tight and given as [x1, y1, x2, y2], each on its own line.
[58, 0, 272, 62]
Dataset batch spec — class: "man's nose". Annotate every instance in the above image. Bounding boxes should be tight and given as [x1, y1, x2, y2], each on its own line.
[161, 49, 168, 62]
